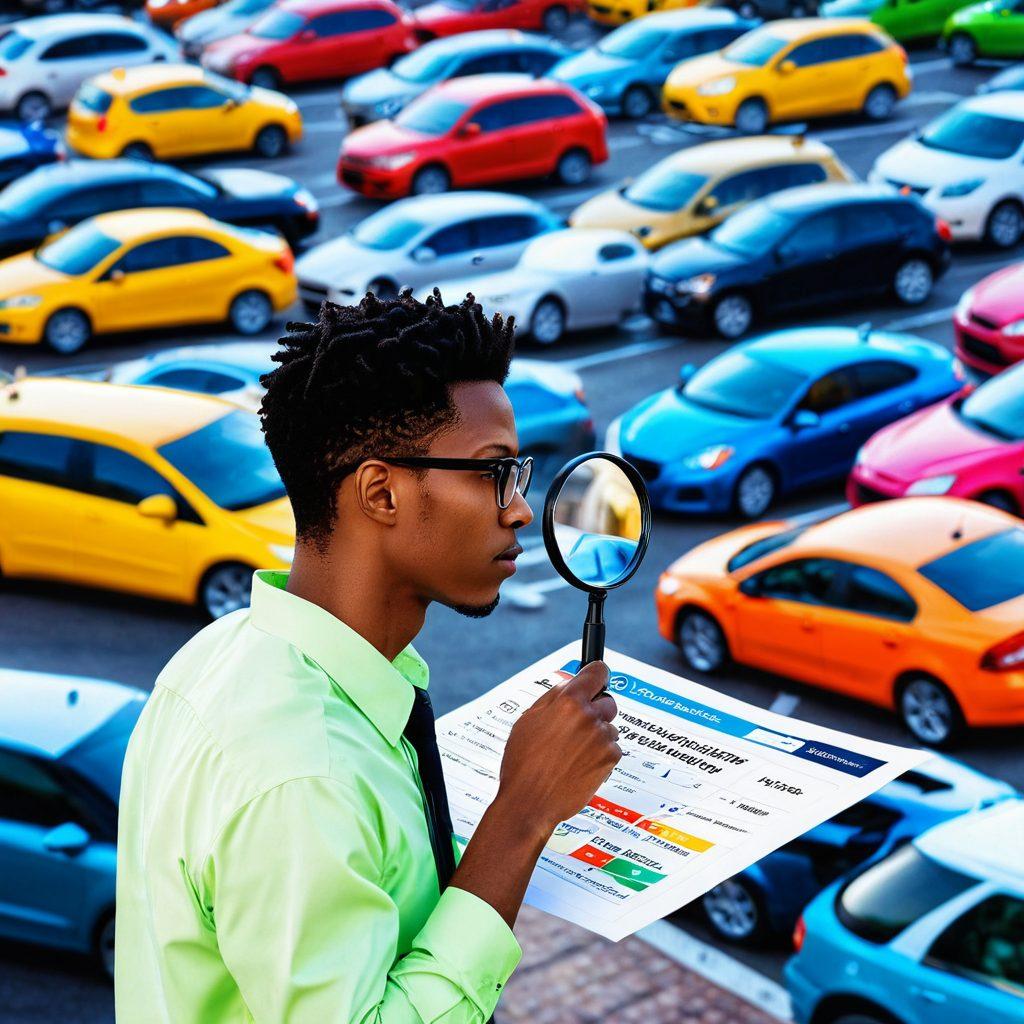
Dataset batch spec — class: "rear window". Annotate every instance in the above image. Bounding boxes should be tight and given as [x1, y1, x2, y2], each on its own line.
[76, 83, 114, 115]
[0, 31, 32, 61]
[727, 526, 806, 572]
[918, 528, 1024, 611]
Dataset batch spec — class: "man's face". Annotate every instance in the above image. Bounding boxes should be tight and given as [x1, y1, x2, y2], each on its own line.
[393, 380, 534, 617]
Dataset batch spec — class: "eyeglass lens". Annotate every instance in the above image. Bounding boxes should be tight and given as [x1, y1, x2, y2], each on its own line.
[499, 460, 532, 508]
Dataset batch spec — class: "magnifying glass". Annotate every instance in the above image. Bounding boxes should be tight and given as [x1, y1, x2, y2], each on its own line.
[542, 452, 652, 668]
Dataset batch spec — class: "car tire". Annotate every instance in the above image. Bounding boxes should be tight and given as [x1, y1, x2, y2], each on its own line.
[542, 3, 570, 32]
[984, 200, 1024, 249]
[829, 1016, 893, 1024]
[978, 489, 1019, 515]
[530, 296, 566, 345]
[622, 84, 654, 120]
[676, 607, 729, 674]
[733, 463, 776, 519]
[199, 562, 254, 620]
[897, 674, 965, 747]
[250, 65, 282, 90]
[701, 878, 770, 945]
[120, 142, 154, 161]
[738, 0, 758, 16]
[367, 278, 399, 300]
[555, 147, 592, 186]
[16, 90, 51, 123]
[862, 83, 896, 121]
[734, 97, 768, 134]
[410, 163, 450, 195]
[948, 31, 977, 66]
[893, 257, 933, 305]
[93, 910, 115, 982]
[253, 124, 288, 159]
[711, 292, 753, 339]
[228, 289, 273, 335]
[43, 308, 91, 355]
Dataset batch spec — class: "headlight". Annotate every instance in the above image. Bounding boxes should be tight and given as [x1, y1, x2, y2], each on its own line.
[293, 187, 317, 212]
[658, 575, 681, 596]
[854, 445, 868, 466]
[1002, 318, 1024, 336]
[682, 444, 734, 471]
[369, 151, 415, 170]
[0, 294, 42, 309]
[377, 98, 402, 117]
[675, 273, 716, 297]
[940, 178, 984, 198]
[585, 83, 606, 99]
[270, 544, 294, 564]
[955, 287, 975, 321]
[604, 417, 622, 456]
[907, 474, 956, 496]
[697, 76, 735, 97]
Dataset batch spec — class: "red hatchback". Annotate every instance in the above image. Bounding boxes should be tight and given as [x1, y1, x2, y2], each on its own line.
[201, 0, 417, 88]
[412, 0, 585, 41]
[336, 74, 608, 198]
[954, 262, 1024, 378]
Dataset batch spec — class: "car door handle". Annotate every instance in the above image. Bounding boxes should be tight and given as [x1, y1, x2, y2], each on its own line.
[800, 616, 816, 632]
[470, 254, 484, 264]
[910, 986, 947, 1005]
[882, 634, 900, 649]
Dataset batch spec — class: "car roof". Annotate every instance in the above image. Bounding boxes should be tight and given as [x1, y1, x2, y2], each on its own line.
[94, 62, 206, 96]
[642, 7, 743, 28]
[416, 28, 535, 53]
[120, 341, 278, 375]
[959, 90, 1024, 121]
[277, 0, 395, 12]
[1, 377, 232, 447]
[12, 12, 140, 38]
[765, 181, 904, 214]
[385, 189, 548, 223]
[755, 16, 884, 40]
[916, 799, 1024, 892]
[0, 668, 144, 759]
[434, 73, 566, 102]
[10, 158, 183, 193]
[663, 134, 835, 174]
[89, 206, 215, 241]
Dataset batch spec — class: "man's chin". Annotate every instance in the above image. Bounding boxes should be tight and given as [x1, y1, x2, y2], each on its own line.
[444, 594, 500, 619]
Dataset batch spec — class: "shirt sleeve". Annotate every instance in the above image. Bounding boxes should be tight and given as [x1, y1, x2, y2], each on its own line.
[200, 776, 522, 1024]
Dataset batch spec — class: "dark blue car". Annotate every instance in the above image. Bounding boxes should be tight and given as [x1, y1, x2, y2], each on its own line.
[0, 119, 63, 189]
[607, 326, 964, 517]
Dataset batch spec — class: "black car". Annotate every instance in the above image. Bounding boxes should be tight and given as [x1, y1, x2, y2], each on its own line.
[713, 0, 816, 18]
[0, 120, 64, 188]
[645, 184, 950, 339]
[0, 159, 320, 259]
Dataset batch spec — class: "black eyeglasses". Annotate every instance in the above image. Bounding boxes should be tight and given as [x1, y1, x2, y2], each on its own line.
[381, 456, 533, 510]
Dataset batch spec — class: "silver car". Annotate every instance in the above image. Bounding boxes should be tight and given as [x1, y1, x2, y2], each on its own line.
[0, 14, 180, 122]
[175, 0, 277, 61]
[295, 191, 562, 312]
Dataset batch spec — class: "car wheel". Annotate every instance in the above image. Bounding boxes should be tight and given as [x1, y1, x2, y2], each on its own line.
[93, 910, 115, 981]
[120, 142, 154, 161]
[542, 3, 570, 32]
[199, 563, 253, 620]
[984, 200, 1024, 249]
[253, 124, 288, 159]
[367, 278, 398, 300]
[898, 675, 964, 747]
[829, 1016, 892, 1024]
[734, 97, 768, 134]
[862, 83, 896, 121]
[555, 148, 592, 186]
[677, 608, 729, 673]
[738, 0, 758, 16]
[978, 489, 1019, 515]
[734, 463, 776, 519]
[16, 90, 51, 123]
[530, 296, 566, 345]
[712, 292, 753, 339]
[702, 878, 768, 944]
[622, 84, 654, 120]
[44, 308, 91, 355]
[949, 31, 977, 66]
[250, 65, 282, 90]
[411, 164, 450, 195]
[893, 257, 933, 305]
[229, 289, 273, 335]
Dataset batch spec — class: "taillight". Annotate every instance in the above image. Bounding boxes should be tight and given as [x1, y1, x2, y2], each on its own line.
[575, 387, 587, 404]
[0, 67, 7, 78]
[981, 631, 1024, 672]
[97, 115, 108, 133]
[936, 218, 952, 242]
[274, 247, 294, 274]
[793, 914, 806, 953]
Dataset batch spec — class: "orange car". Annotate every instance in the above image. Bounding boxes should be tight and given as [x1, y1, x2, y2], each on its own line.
[655, 497, 1024, 748]
[147, 0, 226, 29]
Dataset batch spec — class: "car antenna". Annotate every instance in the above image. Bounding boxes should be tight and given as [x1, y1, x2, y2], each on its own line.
[857, 322, 872, 342]
[951, 511, 967, 541]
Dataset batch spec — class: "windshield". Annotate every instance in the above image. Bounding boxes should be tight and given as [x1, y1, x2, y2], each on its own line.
[0, 174, 56, 217]
[598, 22, 668, 59]
[624, 167, 708, 213]
[391, 47, 455, 83]
[437, 0, 479, 8]
[722, 31, 787, 67]
[351, 210, 426, 250]
[920, 108, 1024, 159]
[250, 9, 304, 38]
[204, 71, 250, 100]
[157, 410, 286, 510]
[231, 0, 274, 13]
[36, 222, 121, 276]
[60, 696, 145, 803]
[395, 96, 469, 135]
[711, 203, 793, 257]
[727, 526, 806, 572]
[918, 527, 1024, 611]
[0, 31, 32, 61]
[684, 351, 807, 420]
[958, 368, 1024, 441]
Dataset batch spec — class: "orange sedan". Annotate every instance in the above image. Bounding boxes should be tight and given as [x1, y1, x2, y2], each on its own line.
[147, 0, 226, 29]
[655, 497, 1024, 748]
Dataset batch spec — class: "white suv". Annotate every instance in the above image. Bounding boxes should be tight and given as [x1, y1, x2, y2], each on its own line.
[0, 14, 180, 122]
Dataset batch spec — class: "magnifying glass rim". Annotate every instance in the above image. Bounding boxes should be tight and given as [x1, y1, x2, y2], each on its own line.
[542, 450, 652, 595]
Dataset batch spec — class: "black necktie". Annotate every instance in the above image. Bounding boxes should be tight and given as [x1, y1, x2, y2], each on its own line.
[403, 687, 457, 893]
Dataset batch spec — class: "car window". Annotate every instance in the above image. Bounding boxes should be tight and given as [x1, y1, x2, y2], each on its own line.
[819, 33, 877, 60]
[82, 442, 178, 505]
[709, 167, 778, 207]
[40, 34, 97, 60]
[180, 236, 231, 262]
[840, 204, 899, 246]
[0, 431, 75, 488]
[129, 87, 192, 114]
[148, 368, 246, 394]
[727, 526, 806, 572]
[598, 242, 637, 261]
[853, 359, 917, 397]
[533, 93, 584, 119]
[94, 31, 149, 55]
[786, 38, 833, 67]
[306, 11, 351, 35]
[765, 161, 828, 192]
[918, 527, 1024, 611]
[348, 7, 398, 28]
[515, 49, 560, 75]
[780, 210, 842, 257]
[458, 52, 518, 75]
[474, 214, 544, 247]
[752, 557, 844, 605]
[837, 565, 917, 622]
[690, 29, 733, 55]
[137, 179, 204, 206]
[661, 32, 697, 61]
[36, 222, 121, 276]
[0, 749, 84, 830]
[177, 86, 230, 110]
[111, 237, 186, 274]
[52, 184, 140, 221]
[473, 97, 538, 131]
[925, 895, 1024, 995]
[799, 368, 858, 414]
[423, 221, 475, 255]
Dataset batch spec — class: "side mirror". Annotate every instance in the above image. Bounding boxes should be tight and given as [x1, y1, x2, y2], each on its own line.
[108, 267, 125, 283]
[696, 194, 719, 217]
[775, 244, 796, 264]
[791, 409, 820, 430]
[43, 822, 91, 857]
[739, 575, 762, 597]
[411, 246, 437, 264]
[47, 218, 67, 236]
[224, 96, 239, 110]
[137, 493, 177, 522]
[459, 121, 482, 138]
[677, 362, 696, 389]
[298, 28, 317, 40]
[777, 59, 796, 75]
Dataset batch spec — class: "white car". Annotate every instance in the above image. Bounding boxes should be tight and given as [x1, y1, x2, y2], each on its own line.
[295, 191, 561, 312]
[175, 0, 277, 61]
[0, 14, 180, 122]
[870, 93, 1024, 249]
[416, 228, 648, 345]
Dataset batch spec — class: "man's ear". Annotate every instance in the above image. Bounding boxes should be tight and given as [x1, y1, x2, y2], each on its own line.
[352, 460, 399, 526]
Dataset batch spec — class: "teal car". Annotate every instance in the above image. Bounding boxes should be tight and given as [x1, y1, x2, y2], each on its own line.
[822, 0, 976, 41]
[944, 0, 1024, 64]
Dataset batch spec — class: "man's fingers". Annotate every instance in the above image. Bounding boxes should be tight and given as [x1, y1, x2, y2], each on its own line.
[563, 661, 609, 700]
[592, 692, 618, 722]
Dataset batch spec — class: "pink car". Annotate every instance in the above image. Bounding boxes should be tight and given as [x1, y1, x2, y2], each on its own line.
[848, 362, 1024, 516]
[954, 262, 1024, 377]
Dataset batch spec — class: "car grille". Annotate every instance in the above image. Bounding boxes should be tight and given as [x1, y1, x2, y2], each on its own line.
[855, 482, 890, 505]
[666, 99, 687, 115]
[623, 453, 660, 482]
[341, 153, 372, 168]
[960, 331, 1010, 366]
[970, 311, 1000, 331]
[886, 178, 929, 197]
[342, 169, 366, 187]
[591, 3, 612, 11]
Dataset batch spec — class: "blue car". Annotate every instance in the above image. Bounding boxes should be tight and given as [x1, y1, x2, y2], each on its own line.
[0, 668, 145, 979]
[699, 754, 1016, 945]
[785, 799, 1024, 1024]
[0, 119, 63, 188]
[606, 326, 964, 518]
[548, 9, 754, 119]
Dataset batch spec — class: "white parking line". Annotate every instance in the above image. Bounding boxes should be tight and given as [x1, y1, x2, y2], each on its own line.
[884, 305, 957, 331]
[316, 192, 356, 209]
[910, 57, 953, 74]
[816, 119, 919, 142]
[557, 338, 678, 372]
[303, 122, 346, 134]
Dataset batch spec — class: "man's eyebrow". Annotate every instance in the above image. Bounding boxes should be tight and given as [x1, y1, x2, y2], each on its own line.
[473, 443, 515, 457]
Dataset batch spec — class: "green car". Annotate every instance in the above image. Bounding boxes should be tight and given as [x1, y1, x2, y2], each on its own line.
[944, 0, 1024, 63]
[821, 0, 976, 41]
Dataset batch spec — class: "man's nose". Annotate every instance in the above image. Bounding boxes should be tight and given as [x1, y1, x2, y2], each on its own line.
[502, 490, 534, 530]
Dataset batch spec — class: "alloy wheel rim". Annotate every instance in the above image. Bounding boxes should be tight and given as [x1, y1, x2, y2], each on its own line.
[736, 102, 766, 134]
[902, 679, 951, 743]
[895, 260, 931, 304]
[715, 296, 751, 338]
[259, 128, 285, 157]
[233, 293, 270, 333]
[738, 467, 773, 517]
[19, 95, 49, 121]
[560, 153, 589, 185]
[48, 312, 88, 354]
[990, 204, 1022, 247]
[415, 169, 448, 194]
[623, 88, 651, 119]
[866, 87, 892, 119]
[951, 35, 974, 62]
[705, 881, 757, 939]
[532, 301, 564, 344]
[205, 567, 253, 618]
[681, 614, 722, 672]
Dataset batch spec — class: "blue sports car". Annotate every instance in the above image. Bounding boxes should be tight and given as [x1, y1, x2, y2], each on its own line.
[606, 326, 965, 518]
[0, 119, 63, 188]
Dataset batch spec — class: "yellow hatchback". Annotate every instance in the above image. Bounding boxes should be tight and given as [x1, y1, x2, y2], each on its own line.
[66, 64, 302, 162]
[0, 208, 297, 355]
[588, 0, 701, 28]
[569, 135, 852, 250]
[663, 18, 910, 133]
[0, 377, 293, 619]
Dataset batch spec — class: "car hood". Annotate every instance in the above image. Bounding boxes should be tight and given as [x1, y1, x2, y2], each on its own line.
[414, 1, 467, 25]
[665, 52, 747, 89]
[343, 68, 423, 107]
[874, 136, 997, 184]
[0, 252, 68, 296]
[178, 6, 235, 41]
[296, 234, 374, 288]
[231, 495, 295, 540]
[551, 48, 635, 84]
[969, 261, 1024, 325]
[342, 119, 431, 157]
[651, 236, 745, 278]
[205, 31, 272, 61]
[820, 0, 882, 13]
[201, 166, 295, 199]
[620, 387, 759, 462]
[950, 0, 999, 25]
[571, 187, 675, 233]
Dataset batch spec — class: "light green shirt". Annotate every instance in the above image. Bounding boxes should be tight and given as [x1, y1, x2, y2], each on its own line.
[115, 569, 521, 1023]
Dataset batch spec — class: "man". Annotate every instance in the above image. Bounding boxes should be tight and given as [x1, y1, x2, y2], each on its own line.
[115, 290, 622, 1022]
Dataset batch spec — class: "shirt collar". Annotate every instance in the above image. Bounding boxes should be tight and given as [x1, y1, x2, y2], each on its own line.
[249, 570, 426, 748]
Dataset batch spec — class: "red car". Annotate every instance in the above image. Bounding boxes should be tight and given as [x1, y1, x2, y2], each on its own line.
[412, 0, 585, 41]
[201, 0, 417, 88]
[336, 74, 608, 198]
[954, 262, 1024, 378]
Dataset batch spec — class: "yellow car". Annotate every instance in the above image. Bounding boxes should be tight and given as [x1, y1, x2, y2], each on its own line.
[663, 18, 911, 133]
[588, 0, 701, 28]
[569, 135, 852, 250]
[66, 64, 302, 162]
[0, 208, 297, 355]
[0, 377, 293, 618]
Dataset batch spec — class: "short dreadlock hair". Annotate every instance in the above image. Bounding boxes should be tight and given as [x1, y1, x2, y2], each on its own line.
[259, 288, 516, 547]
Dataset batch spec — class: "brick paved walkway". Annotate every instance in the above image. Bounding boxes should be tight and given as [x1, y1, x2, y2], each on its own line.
[497, 907, 783, 1024]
